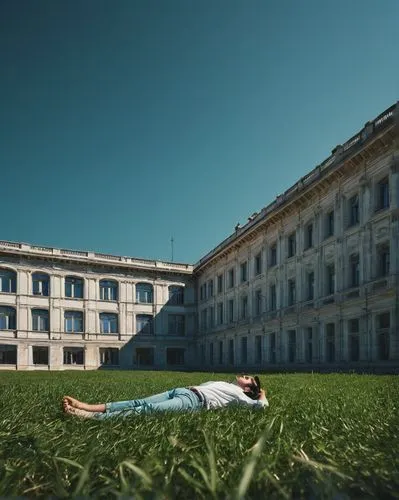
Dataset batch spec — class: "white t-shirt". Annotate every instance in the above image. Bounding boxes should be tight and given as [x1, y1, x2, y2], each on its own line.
[191, 381, 269, 410]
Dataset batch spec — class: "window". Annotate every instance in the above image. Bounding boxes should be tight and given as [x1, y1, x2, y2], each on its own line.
[229, 339, 234, 364]
[64, 311, 83, 333]
[376, 177, 389, 211]
[269, 333, 276, 364]
[350, 254, 360, 287]
[136, 314, 154, 335]
[288, 233, 296, 258]
[200, 284, 205, 301]
[228, 268, 235, 288]
[0, 306, 16, 330]
[378, 245, 390, 277]
[241, 337, 247, 364]
[240, 262, 248, 283]
[218, 340, 223, 364]
[254, 252, 262, 276]
[254, 290, 262, 316]
[135, 347, 154, 366]
[100, 348, 119, 366]
[306, 327, 313, 363]
[326, 265, 335, 295]
[209, 342, 214, 365]
[99, 280, 118, 301]
[270, 284, 276, 311]
[349, 195, 359, 226]
[136, 283, 153, 304]
[241, 295, 248, 320]
[377, 313, 390, 361]
[207, 280, 214, 298]
[65, 276, 84, 299]
[0, 269, 16, 293]
[326, 323, 335, 363]
[32, 309, 49, 332]
[305, 223, 314, 249]
[209, 306, 214, 328]
[100, 313, 118, 334]
[63, 347, 84, 365]
[168, 314, 185, 336]
[326, 210, 334, 238]
[200, 308, 208, 331]
[288, 330, 296, 363]
[217, 302, 224, 325]
[169, 286, 184, 305]
[307, 272, 314, 301]
[166, 348, 185, 365]
[0, 345, 17, 364]
[228, 299, 234, 323]
[32, 346, 48, 365]
[349, 319, 360, 362]
[288, 279, 296, 306]
[270, 244, 277, 267]
[255, 335, 262, 364]
[217, 275, 223, 294]
[32, 273, 50, 296]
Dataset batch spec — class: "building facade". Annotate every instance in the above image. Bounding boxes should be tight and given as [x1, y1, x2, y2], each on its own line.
[1, 102, 398, 371]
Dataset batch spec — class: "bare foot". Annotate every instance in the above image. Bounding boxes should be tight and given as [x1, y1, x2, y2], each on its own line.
[63, 396, 83, 411]
[64, 401, 94, 419]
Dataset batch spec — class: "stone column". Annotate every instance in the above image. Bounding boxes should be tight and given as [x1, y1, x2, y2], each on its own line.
[17, 343, 29, 370]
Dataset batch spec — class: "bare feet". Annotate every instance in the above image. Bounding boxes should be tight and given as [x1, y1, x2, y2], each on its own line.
[63, 401, 94, 419]
[63, 396, 83, 411]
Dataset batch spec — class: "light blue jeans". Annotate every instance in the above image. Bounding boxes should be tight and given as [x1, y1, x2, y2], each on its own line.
[93, 387, 201, 420]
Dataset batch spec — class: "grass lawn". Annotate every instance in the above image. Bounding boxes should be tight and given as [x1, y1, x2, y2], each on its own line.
[0, 370, 398, 498]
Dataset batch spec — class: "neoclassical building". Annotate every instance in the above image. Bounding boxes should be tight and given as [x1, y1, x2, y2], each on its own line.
[1, 102, 398, 370]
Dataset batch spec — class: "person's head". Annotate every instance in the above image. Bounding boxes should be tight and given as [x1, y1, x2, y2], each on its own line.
[235, 374, 261, 400]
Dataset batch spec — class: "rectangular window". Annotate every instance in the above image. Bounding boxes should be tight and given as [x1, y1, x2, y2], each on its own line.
[63, 347, 84, 365]
[218, 340, 223, 364]
[349, 319, 360, 362]
[326, 210, 335, 238]
[168, 314, 185, 336]
[100, 281, 118, 301]
[326, 265, 335, 295]
[166, 348, 185, 365]
[376, 177, 389, 211]
[378, 245, 390, 277]
[217, 274, 223, 294]
[350, 254, 360, 287]
[32, 309, 49, 332]
[65, 311, 83, 333]
[270, 244, 277, 267]
[135, 347, 154, 366]
[241, 337, 247, 364]
[32, 346, 48, 365]
[288, 279, 296, 306]
[270, 284, 276, 311]
[136, 283, 153, 303]
[209, 342, 214, 365]
[326, 323, 335, 363]
[169, 286, 184, 305]
[200, 309, 207, 331]
[228, 268, 235, 288]
[32, 274, 50, 296]
[288, 330, 296, 363]
[306, 327, 313, 363]
[255, 335, 262, 364]
[377, 313, 390, 361]
[229, 339, 234, 364]
[217, 302, 224, 325]
[100, 348, 119, 366]
[240, 262, 248, 283]
[269, 333, 276, 364]
[307, 272, 314, 301]
[349, 195, 360, 226]
[305, 223, 314, 249]
[254, 252, 262, 275]
[65, 277, 84, 299]
[254, 290, 262, 316]
[0, 345, 17, 364]
[241, 295, 248, 320]
[228, 299, 234, 323]
[288, 233, 296, 258]
[200, 283, 207, 301]
[208, 279, 214, 298]
[209, 306, 214, 328]
[0, 271, 16, 293]
[100, 313, 118, 334]
[136, 314, 154, 335]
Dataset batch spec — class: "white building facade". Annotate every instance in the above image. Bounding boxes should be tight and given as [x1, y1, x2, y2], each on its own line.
[1, 102, 398, 371]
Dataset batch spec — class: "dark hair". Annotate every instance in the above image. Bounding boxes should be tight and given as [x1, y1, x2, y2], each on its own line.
[245, 376, 261, 400]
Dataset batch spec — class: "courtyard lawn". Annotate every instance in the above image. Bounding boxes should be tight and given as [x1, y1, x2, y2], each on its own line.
[0, 371, 398, 498]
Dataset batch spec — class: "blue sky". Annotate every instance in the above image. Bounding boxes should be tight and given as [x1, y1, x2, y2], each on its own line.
[1, 1, 398, 263]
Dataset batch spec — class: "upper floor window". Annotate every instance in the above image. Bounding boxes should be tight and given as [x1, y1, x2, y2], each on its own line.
[32, 309, 49, 332]
[254, 252, 262, 276]
[200, 283, 207, 301]
[169, 285, 184, 305]
[217, 302, 224, 324]
[270, 284, 276, 311]
[240, 262, 248, 283]
[100, 312, 118, 334]
[305, 223, 314, 249]
[240, 295, 248, 320]
[32, 272, 50, 296]
[228, 268, 235, 288]
[64, 310, 84, 333]
[270, 244, 277, 267]
[99, 280, 118, 301]
[136, 283, 153, 304]
[0, 306, 16, 330]
[378, 244, 390, 277]
[254, 289, 262, 316]
[168, 314, 185, 336]
[65, 276, 84, 299]
[326, 210, 334, 238]
[217, 274, 223, 294]
[350, 254, 360, 287]
[326, 264, 335, 295]
[136, 314, 154, 335]
[207, 279, 214, 298]
[228, 299, 234, 323]
[288, 233, 296, 258]
[349, 195, 360, 226]
[0, 269, 16, 293]
[288, 279, 296, 306]
[376, 177, 389, 211]
[307, 272, 315, 301]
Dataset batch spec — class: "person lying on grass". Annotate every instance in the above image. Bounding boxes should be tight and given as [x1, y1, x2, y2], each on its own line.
[62, 374, 269, 419]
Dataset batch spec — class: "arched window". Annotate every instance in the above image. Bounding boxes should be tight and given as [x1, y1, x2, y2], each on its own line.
[136, 283, 153, 303]
[0, 269, 17, 293]
[32, 309, 49, 332]
[65, 276, 84, 299]
[99, 280, 118, 301]
[100, 313, 118, 334]
[32, 272, 50, 296]
[136, 314, 154, 335]
[0, 306, 16, 330]
[64, 311, 84, 333]
[168, 285, 184, 305]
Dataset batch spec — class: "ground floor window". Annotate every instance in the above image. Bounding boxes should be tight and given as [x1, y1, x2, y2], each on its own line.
[269, 333, 276, 364]
[135, 347, 154, 366]
[241, 337, 247, 364]
[377, 312, 390, 361]
[229, 339, 234, 365]
[166, 348, 185, 365]
[63, 347, 84, 365]
[348, 319, 360, 362]
[100, 348, 119, 366]
[288, 330, 296, 363]
[218, 341, 223, 364]
[33, 346, 48, 365]
[326, 324, 335, 363]
[209, 342, 214, 365]
[255, 335, 262, 364]
[306, 327, 313, 363]
[0, 344, 17, 364]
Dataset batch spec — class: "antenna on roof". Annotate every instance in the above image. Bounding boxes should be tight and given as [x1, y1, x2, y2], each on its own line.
[171, 236, 174, 262]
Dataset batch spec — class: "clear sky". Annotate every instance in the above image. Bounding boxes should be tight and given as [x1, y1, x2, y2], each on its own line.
[1, 1, 398, 264]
